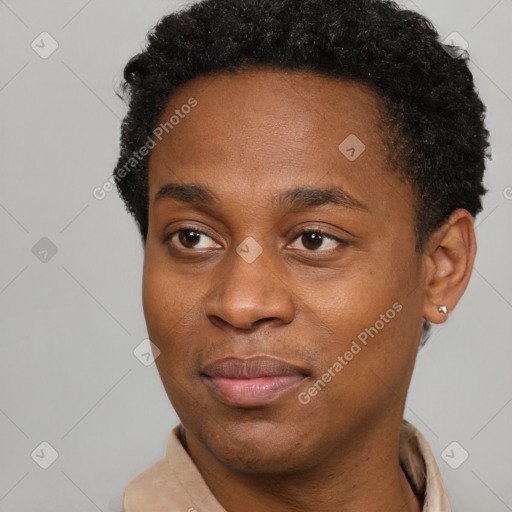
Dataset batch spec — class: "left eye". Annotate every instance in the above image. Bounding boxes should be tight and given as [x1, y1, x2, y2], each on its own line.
[289, 230, 346, 252]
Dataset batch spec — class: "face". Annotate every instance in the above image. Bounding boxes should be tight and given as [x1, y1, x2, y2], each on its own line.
[143, 68, 427, 474]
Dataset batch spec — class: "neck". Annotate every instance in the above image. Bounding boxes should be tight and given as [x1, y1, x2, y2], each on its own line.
[181, 420, 423, 512]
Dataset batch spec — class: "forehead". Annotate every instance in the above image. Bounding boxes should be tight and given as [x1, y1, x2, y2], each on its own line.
[147, 68, 412, 219]
[150, 68, 387, 163]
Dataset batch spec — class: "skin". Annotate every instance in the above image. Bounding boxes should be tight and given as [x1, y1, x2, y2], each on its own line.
[142, 68, 476, 512]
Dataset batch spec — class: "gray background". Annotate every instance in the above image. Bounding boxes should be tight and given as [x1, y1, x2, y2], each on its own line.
[1, 0, 511, 510]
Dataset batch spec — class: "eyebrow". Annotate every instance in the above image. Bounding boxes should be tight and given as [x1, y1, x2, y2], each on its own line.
[154, 183, 367, 211]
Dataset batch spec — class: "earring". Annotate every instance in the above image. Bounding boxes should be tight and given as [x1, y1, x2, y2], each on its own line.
[438, 305, 448, 317]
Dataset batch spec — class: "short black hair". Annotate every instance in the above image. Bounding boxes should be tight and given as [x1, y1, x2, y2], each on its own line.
[114, 0, 489, 253]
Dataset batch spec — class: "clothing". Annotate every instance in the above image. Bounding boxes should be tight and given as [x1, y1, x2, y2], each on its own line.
[123, 420, 451, 512]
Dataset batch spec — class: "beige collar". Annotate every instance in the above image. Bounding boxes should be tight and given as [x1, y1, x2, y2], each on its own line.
[124, 420, 451, 511]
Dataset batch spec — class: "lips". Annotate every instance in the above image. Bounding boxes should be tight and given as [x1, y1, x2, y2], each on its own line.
[201, 356, 309, 407]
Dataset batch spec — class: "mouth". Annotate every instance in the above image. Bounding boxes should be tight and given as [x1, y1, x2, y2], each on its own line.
[201, 356, 309, 408]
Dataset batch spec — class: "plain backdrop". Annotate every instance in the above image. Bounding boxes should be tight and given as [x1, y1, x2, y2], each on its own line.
[1, 1, 511, 510]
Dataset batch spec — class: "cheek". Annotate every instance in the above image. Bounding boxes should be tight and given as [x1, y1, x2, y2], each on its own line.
[301, 262, 401, 343]
[142, 251, 206, 411]
[305, 305, 415, 429]
[302, 256, 420, 406]
[142, 247, 201, 359]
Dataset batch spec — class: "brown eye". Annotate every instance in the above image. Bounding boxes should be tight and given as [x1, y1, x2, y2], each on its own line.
[301, 232, 324, 250]
[289, 230, 348, 252]
[178, 230, 202, 248]
[165, 228, 220, 250]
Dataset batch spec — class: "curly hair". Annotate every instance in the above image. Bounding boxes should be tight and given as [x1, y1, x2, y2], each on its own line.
[113, 0, 490, 341]
[114, 0, 489, 246]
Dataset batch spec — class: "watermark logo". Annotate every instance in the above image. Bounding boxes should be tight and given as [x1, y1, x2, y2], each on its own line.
[31, 32, 59, 59]
[338, 134, 366, 161]
[236, 236, 263, 263]
[32, 237, 58, 263]
[441, 441, 469, 469]
[31, 441, 59, 469]
[134, 338, 161, 366]
[441, 31, 469, 59]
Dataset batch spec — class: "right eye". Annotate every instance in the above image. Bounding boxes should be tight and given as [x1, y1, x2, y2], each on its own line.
[164, 227, 221, 251]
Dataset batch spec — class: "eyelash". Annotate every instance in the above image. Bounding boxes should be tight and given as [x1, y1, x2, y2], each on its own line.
[292, 229, 349, 251]
[163, 226, 349, 253]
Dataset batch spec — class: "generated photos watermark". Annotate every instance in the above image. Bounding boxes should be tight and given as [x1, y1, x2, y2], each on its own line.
[298, 301, 403, 404]
[93, 97, 198, 200]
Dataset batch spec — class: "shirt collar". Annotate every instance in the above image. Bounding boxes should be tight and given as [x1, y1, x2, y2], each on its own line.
[399, 420, 452, 512]
[123, 420, 451, 511]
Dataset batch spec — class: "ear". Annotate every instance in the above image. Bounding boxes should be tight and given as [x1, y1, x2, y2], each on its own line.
[422, 209, 477, 324]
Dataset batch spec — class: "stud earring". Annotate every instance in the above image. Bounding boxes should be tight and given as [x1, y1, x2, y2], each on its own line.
[438, 305, 448, 317]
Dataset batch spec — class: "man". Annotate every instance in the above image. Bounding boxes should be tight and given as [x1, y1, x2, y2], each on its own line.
[113, 0, 489, 510]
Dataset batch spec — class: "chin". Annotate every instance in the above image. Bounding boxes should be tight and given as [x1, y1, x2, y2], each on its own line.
[199, 417, 316, 475]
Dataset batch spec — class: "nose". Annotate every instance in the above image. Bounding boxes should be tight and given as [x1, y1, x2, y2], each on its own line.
[203, 244, 295, 331]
